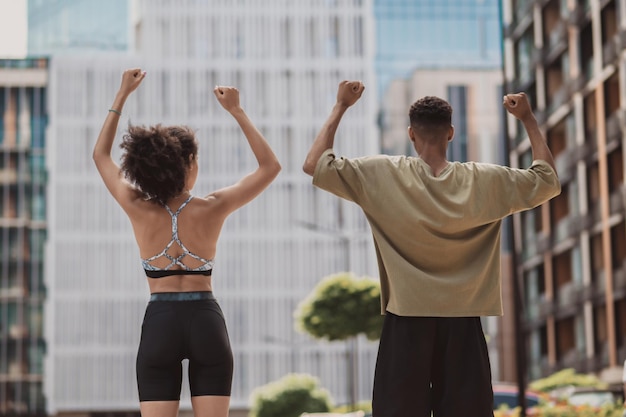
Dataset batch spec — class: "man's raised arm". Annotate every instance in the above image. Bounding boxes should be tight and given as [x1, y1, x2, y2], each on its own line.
[503, 92, 557, 174]
[302, 80, 365, 176]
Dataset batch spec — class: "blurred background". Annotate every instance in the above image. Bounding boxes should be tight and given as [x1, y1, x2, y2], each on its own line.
[0, 0, 624, 416]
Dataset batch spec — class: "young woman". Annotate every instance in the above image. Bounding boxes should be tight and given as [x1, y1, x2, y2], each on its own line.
[93, 68, 281, 417]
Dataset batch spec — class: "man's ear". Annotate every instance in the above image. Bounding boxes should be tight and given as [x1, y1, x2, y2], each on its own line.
[448, 125, 455, 142]
[408, 126, 415, 142]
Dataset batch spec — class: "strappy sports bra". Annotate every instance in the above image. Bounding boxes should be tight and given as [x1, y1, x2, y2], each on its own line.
[141, 195, 214, 278]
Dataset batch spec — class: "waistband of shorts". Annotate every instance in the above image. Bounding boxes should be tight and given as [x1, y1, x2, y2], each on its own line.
[149, 291, 215, 302]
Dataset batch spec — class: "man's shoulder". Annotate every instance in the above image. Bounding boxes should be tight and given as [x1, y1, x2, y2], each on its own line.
[452, 161, 505, 173]
[350, 153, 406, 167]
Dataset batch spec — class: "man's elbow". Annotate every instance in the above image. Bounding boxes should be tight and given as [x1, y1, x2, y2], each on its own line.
[302, 160, 315, 177]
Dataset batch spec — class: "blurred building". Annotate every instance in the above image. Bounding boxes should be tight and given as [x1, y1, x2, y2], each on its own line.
[0, 58, 48, 416]
[502, 0, 626, 382]
[28, 0, 130, 55]
[42, 0, 378, 416]
[374, 0, 502, 96]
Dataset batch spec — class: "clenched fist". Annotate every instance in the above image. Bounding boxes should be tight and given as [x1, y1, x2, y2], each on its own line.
[337, 80, 365, 108]
[503, 92, 534, 122]
[214, 86, 241, 113]
[119, 68, 146, 96]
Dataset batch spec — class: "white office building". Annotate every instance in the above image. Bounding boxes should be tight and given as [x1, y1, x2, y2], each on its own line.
[43, 0, 379, 414]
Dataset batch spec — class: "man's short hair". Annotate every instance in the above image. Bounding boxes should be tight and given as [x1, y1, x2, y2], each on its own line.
[409, 96, 453, 132]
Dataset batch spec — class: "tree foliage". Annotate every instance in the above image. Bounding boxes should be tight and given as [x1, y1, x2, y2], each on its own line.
[249, 373, 333, 417]
[294, 272, 383, 341]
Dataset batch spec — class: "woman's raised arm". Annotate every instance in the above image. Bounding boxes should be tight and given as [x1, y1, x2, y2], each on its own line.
[209, 86, 281, 213]
[93, 68, 146, 210]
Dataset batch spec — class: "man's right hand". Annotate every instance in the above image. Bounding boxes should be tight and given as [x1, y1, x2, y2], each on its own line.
[337, 80, 365, 108]
[503, 92, 534, 122]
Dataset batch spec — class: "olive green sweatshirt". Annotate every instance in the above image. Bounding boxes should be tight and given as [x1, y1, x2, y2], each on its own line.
[313, 148, 561, 317]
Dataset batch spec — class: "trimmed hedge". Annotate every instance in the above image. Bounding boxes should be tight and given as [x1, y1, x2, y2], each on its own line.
[249, 373, 333, 417]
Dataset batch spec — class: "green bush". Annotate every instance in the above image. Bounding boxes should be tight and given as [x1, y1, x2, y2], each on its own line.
[333, 400, 372, 414]
[529, 368, 608, 393]
[249, 373, 333, 417]
[494, 402, 624, 417]
[294, 273, 383, 341]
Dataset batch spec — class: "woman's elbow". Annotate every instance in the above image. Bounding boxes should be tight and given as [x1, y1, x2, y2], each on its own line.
[265, 159, 281, 180]
[272, 160, 282, 177]
[92, 150, 104, 164]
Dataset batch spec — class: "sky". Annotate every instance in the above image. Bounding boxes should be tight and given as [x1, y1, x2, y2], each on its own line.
[0, 0, 27, 57]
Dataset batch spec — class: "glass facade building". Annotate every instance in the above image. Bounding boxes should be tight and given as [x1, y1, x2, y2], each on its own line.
[502, 0, 626, 380]
[28, 0, 129, 55]
[374, 0, 502, 96]
[0, 58, 48, 416]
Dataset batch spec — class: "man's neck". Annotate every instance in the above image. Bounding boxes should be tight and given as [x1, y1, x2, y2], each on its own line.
[417, 147, 449, 177]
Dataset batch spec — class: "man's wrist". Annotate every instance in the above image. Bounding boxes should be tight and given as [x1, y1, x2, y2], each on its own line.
[521, 114, 538, 126]
[334, 102, 350, 112]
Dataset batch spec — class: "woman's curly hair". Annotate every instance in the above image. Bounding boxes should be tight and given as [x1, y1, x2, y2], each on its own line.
[120, 124, 198, 203]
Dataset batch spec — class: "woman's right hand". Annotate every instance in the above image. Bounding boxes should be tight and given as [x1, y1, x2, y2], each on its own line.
[119, 68, 146, 96]
[214, 86, 241, 113]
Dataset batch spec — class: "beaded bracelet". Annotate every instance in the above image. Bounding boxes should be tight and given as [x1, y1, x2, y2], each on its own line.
[108, 108, 122, 116]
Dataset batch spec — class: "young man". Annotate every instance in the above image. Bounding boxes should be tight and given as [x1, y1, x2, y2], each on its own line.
[302, 81, 561, 417]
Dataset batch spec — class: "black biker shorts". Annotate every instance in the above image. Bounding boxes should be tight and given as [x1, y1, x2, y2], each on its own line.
[136, 292, 233, 401]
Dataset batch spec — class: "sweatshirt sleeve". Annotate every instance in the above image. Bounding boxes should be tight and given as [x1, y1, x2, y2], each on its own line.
[312, 148, 367, 203]
[484, 159, 562, 217]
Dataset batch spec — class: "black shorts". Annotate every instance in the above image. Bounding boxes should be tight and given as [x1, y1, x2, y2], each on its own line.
[136, 292, 233, 401]
[372, 313, 494, 417]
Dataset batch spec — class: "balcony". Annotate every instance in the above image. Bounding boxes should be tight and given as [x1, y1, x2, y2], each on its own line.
[583, 130, 598, 156]
[606, 111, 622, 142]
[544, 21, 568, 64]
[0, 286, 26, 300]
[0, 145, 31, 154]
[538, 297, 556, 317]
[554, 147, 578, 182]
[559, 348, 586, 369]
[602, 36, 619, 67]
[526, 293, 549, 325]
[535, 232, 551, 254]
[592, 270, 607, 299]
[546, 84, 569, 116]
[567, 213, 589, 236]
[556, 281, 584, 311]
[608, 185, 626, 215]
[553, 216, 572, 242]
[569, 2, 591, 27]
[9, 324, 27, 339]
[508, 0, 534, 40]
[614, 264, 626, 298]
[568, 74, 587, 95]
[0, 168, 18, 184]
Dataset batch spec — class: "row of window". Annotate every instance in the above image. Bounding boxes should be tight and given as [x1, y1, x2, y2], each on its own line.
[526, 297, 626, 379]
[0, 87, 47, 149]
[139, 13, 366, 60]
